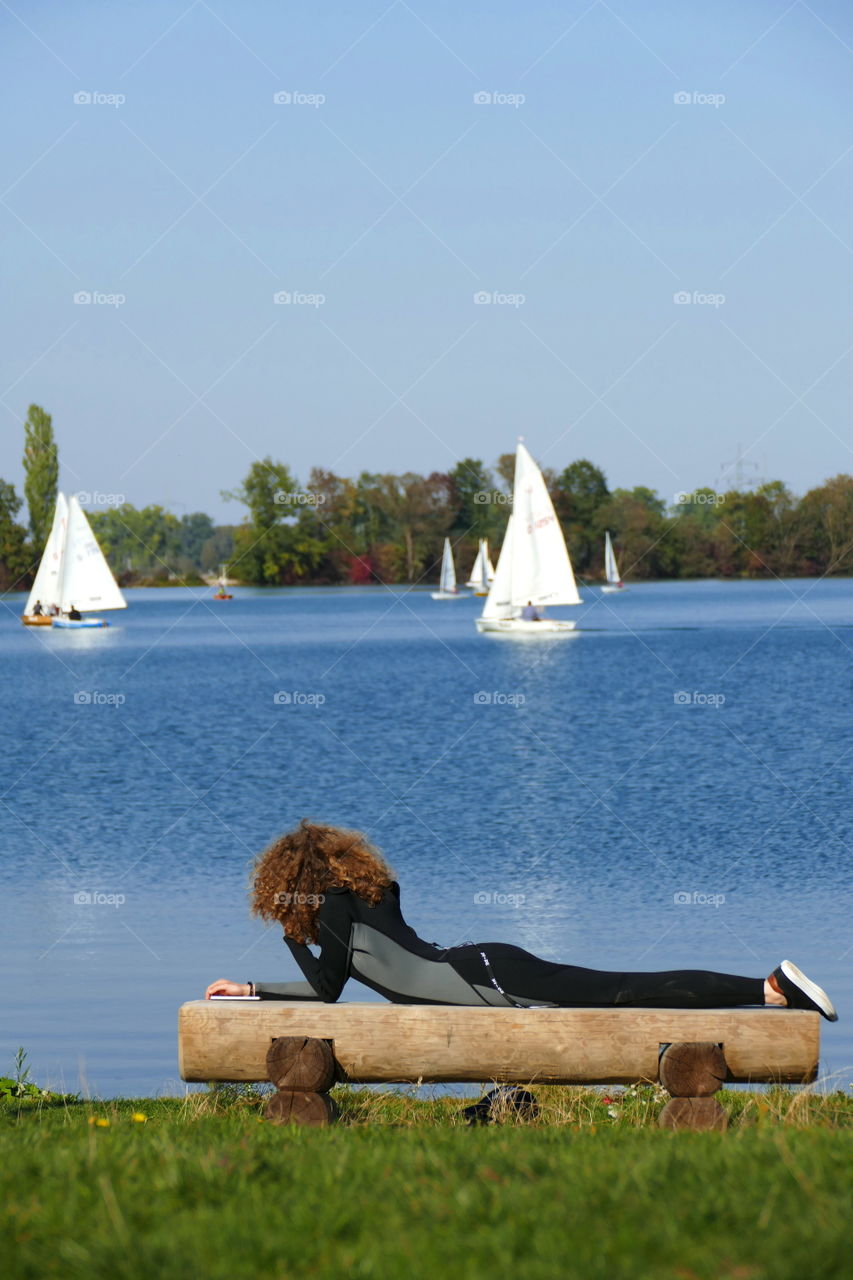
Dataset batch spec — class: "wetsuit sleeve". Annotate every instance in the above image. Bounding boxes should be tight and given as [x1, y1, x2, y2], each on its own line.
[254, 891, 353, 1003]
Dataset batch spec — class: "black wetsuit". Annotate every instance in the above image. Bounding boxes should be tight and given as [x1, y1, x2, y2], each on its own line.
[254, 882, 765, 1009]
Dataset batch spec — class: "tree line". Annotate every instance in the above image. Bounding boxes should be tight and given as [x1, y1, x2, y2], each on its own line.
[2, 405, 853, 590]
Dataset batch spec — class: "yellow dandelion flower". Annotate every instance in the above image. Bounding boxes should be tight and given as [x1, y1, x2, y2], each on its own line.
[95, 1118, 110, 1127]
[131, 1113, 147, 1123]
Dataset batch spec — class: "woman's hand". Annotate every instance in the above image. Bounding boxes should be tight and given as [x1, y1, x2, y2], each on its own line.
[205, 979, 251, 999]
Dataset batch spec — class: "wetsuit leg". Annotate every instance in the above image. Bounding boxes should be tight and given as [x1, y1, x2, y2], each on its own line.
[451, 944, 764, 1009]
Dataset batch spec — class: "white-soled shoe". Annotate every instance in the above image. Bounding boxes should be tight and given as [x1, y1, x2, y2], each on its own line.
[769, 960, 838, 1022]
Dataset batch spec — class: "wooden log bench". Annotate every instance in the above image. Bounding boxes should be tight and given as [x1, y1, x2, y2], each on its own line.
[178, 1001, 820, 1131]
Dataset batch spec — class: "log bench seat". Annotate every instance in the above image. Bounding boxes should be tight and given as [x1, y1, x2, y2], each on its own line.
[178, 1000, 821, 1131]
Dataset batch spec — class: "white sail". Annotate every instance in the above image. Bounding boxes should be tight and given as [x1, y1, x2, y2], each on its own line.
[604, 530, 621, 585]
[479, 444, 581, 627]
[480, 516, 516, 619]
[466, 542, 485, 590]
[466, 539, 492, 591]
[24, 492, 68, 614]
[58, 495, 127, 613]
[509, 443, 581, 607]
[438, 538, 457, 593]
[484, 542, 495, 583]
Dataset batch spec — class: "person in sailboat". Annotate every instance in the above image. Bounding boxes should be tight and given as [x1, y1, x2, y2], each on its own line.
[205, 821, 838, 1020]
[67, 604, 82, 620]
[521, 601, 542, 621]
[32, 600, 43, 616]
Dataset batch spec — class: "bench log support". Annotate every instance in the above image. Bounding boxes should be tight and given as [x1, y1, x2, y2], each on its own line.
[263, 1036, 338, 1127]
[658, 1041, 730, 1131]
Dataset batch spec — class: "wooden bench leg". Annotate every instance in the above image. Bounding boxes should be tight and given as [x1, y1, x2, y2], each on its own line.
[263, 1036, 338, 1127]
[657, 1041, 729, 1132]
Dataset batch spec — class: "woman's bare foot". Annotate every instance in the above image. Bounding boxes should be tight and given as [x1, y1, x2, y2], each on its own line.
[764, 977, 786, 1007]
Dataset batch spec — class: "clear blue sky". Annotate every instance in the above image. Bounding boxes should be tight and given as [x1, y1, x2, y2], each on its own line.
[3, 0, 853, 521]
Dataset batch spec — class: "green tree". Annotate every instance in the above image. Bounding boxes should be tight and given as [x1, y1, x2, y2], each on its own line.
[668, 489, 723, 577]
[89, 504, 182, 579]
[553, 460, 610, 574]
[495, 452, 516, 493]
[179, 512, 215, 566]
[797, 475, 853, 574]
[225, 458, 317, 584]
[0, 479, 31, 590]
[200, 526, 237, 575]
[595, 487, 674, 580]
[298, 468, 364, 583]
[22, 404, 58, 553]
[448, 458, 497, 543]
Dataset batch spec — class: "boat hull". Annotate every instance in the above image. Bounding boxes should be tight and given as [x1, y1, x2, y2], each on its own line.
[21, 615, 53, 626]
[475, 617, 577, 634]
[430, 591, 467, 600]
[601, 584, 625, 593]
[52, 617, 109, 628]
[212, 593, 233, 600]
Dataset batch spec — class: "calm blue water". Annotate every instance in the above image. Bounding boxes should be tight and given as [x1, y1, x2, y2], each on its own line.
[1, 580, 851, 1097]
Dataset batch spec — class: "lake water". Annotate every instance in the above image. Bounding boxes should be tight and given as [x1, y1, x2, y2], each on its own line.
[1, 580, 851, 1097]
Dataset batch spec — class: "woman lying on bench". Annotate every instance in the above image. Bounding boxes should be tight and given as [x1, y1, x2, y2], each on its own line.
[205, 820, 838, 1020]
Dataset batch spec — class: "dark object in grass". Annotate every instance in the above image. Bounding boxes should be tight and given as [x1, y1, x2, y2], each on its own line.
[462, 1086, 539, 1126]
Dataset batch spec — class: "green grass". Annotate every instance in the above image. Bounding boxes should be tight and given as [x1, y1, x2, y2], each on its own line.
[2, 1087, 852, 1280]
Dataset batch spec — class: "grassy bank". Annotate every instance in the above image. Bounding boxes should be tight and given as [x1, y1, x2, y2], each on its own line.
[3, 1087, 852, 1280]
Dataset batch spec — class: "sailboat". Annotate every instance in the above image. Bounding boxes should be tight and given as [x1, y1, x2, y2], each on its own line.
[212, 563, 233, 600]
[465, 539, 495, 596]
[22, 493, 127, 628]
[601, 530, 625, 592]
[431, 537, 466, 599]
[476, 442, 582, 634]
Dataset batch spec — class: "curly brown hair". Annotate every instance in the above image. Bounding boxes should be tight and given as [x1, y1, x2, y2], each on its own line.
[250, 819, 395, 943]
